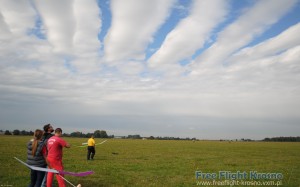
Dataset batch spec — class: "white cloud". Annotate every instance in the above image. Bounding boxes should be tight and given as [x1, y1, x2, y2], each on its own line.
[0, 11, 12, 40]
[104, 0, 175, 61]
[229, 23, 300, 64]
[149, 0, 229, 68]
[0, 0, 38, 61]
[0, 0, 35, 37]
[73, 0, 102, 57]
[33, 0, 102, 73]
[34, 0, 76, 54]
[192, 0, 298, 69]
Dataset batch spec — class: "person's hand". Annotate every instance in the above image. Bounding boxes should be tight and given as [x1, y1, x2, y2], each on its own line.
[65, 143, 71, 148]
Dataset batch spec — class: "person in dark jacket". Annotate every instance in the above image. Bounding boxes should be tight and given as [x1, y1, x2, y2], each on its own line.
[36, 124, 54, 156]
[26, 129, 47, 187]
[38, 124, 54, 187]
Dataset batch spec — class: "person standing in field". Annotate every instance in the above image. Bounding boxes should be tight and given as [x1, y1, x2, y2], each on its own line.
[26, 129, 47, 187]
[87, 135, 96, 160]
[38, 123, 54, 187]
[36, 124, 54, 156]
[47, 128, 71, 187]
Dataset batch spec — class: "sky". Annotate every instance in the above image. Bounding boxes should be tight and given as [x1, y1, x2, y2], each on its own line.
[0, 0, 300, 140]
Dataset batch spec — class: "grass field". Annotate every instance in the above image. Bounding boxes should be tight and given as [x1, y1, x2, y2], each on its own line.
[0, 136, 299, 187]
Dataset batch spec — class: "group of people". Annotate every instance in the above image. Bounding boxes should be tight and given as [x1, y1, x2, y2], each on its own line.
[26, 124, 96, 187]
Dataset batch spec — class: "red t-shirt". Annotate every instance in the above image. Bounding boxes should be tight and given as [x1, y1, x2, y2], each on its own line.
[47, 136, 67, 160]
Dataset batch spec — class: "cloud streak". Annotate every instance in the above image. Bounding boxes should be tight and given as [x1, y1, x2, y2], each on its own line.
[104, 0, 175, 61]
[149, 0, 229, 68]
[229, 22, 300, 63]
[192, 0, 298, 69]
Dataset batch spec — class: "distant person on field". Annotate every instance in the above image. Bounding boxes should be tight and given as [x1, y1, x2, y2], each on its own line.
[39, 123, 54, 187]
[87, 135, 96, 160]
[47, 128, 71, 187]
[26, 129, 47, 187]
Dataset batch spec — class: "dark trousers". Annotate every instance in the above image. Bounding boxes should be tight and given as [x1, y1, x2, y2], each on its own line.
[28, 169, 45, 187]
[87, 146, 95, 160]
[40, 171, 47, 187]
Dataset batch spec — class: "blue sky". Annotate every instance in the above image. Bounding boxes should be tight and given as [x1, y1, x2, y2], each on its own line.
[0, 0, 300, 139]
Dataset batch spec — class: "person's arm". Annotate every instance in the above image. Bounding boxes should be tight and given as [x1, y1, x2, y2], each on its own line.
[60, 138, 71, 148]
[65, 142, 71, 148]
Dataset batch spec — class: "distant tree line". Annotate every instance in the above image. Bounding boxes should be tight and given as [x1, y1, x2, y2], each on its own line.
[0, 129, 34, 136]
[116, 135, 196, 140]
[0, 130, 195, 140]
[1, 129, 195, 140]
[1, 129, 298, 141]
[263, 136, 300, 142]
[148, 136, 196, 140]
[67, 130, 109, 138]
[0, 129, 110, 138]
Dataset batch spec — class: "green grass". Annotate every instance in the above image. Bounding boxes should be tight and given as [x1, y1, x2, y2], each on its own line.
[0, 136, 299, 187]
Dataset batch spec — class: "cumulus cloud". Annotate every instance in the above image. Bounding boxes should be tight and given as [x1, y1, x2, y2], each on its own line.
[192, 0, 298, 69]
[149, 0, 229, 68]
[0, 0, 35, 37]
[229, 22, 300, 63]
[73, 0, 102, 57]
[104, 0, 175, 61]
[34, 0, 76, 54]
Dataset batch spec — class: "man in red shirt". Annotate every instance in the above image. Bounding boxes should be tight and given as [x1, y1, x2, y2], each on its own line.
[47, 128, 71, 187]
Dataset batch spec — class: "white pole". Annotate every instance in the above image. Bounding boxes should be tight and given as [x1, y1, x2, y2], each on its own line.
[58, 174, 81, 187]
